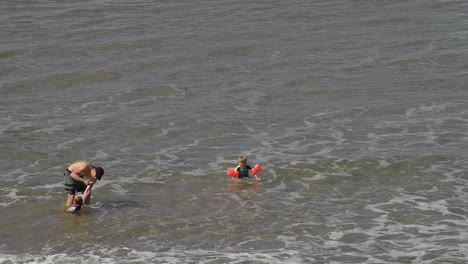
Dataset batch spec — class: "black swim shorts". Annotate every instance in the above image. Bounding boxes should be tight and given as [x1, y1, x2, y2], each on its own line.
[64, 169, 87, 195]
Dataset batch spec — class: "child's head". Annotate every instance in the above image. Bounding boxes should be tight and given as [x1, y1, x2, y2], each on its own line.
[238, 156, 248, 167]
[74, 196, 83, 206]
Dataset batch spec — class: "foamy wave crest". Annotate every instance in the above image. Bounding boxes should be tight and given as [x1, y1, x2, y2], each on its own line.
[0, 247, 306, 264]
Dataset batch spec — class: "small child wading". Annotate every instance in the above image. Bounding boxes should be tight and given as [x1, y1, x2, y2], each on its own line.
[64, 196, 83, 213]
[235, 156, 261, 181]
[63, 185, 91, 213]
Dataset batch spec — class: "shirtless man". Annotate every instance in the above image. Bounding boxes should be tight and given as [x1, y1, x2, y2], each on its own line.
[64, 161, 104, 206]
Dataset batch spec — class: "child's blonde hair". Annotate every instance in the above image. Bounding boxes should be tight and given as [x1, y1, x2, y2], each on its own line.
[237, 156, 248, 165]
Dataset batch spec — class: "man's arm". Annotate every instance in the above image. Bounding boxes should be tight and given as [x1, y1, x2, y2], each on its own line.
[69, 171, 91, 185]
[88, 174, 97, 184]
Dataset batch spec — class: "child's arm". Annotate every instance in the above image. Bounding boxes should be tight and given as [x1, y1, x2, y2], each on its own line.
[247, 165, 261, 181]
[250, 164, 262, 181]
[253, 174, 261, 181]
[82, 185, 92, 204]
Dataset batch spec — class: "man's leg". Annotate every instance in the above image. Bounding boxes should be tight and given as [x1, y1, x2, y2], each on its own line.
[66, 193, 75, 207]
[64, 170, 76, 207]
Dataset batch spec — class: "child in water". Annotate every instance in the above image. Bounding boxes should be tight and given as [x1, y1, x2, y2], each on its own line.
[63, 185, 91, 213]
[236, 156, 261, 181]
[64, 196, 83, 213]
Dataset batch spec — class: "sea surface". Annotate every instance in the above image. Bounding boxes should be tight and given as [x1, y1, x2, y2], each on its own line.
[1, 0, 468, 263]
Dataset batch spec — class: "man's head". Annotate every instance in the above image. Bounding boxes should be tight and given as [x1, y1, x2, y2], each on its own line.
[93, 166, 105, 180]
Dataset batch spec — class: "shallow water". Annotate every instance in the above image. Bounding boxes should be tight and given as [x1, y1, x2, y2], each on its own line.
[2, 0, 468, 263]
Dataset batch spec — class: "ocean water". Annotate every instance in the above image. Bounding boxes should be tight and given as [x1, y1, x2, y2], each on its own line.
[1, 0, 468, 263]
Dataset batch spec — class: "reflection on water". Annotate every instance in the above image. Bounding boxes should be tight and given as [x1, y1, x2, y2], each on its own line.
[226, 178, 262, 198]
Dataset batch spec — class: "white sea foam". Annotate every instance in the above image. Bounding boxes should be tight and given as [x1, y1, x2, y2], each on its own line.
[56, 137, 85, 150]
[28, 182, 64, 190]
[0, 246, 308, 264]
[406, 103, 447, 118]
[0, 188, 20, 207]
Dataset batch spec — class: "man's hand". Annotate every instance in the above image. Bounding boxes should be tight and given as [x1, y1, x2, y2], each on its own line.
[84, 180, 93, 186]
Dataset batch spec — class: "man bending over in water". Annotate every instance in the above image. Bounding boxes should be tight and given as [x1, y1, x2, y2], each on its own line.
[64, 161, 104, 207]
